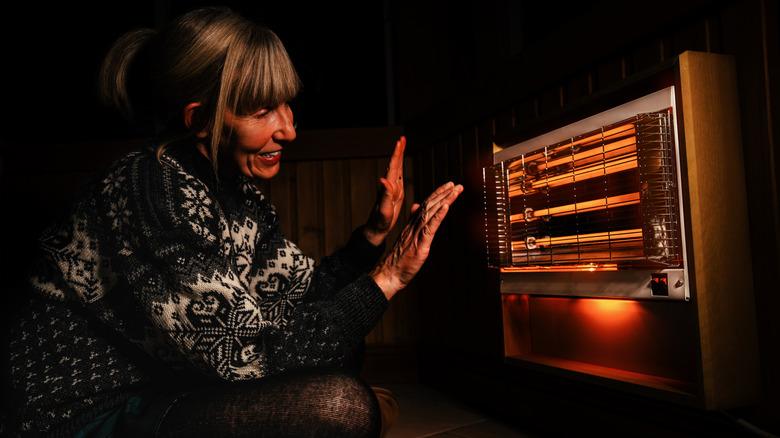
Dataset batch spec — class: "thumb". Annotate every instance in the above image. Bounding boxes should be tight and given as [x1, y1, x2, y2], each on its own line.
[411, 203, 420, 214]
[378, 178, 392, 196]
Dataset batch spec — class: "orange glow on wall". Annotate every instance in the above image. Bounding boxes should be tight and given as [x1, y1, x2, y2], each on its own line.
[578, 298, 641, 328]
[501, 294, 699, 385]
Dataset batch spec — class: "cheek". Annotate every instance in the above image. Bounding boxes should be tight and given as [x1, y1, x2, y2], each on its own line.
[234, 124, 273, 151]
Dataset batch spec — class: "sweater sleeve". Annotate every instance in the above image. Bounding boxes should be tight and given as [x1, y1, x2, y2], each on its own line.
[103, 153, 388, 381]
[303, 225, 386, 302]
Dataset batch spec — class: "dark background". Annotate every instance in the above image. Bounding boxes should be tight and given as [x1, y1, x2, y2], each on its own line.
[1, 0, 778, 435]
[0, 1, 393, 142]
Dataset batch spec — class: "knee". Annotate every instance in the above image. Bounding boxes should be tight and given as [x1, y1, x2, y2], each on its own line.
[307, 372, 381, 438]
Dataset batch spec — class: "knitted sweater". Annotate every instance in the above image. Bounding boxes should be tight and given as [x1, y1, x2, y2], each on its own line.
[5, 142, 389, 436]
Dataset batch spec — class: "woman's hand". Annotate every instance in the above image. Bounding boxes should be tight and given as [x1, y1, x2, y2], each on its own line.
[370, 181, 464, 300]
[364, 136, 406, 246]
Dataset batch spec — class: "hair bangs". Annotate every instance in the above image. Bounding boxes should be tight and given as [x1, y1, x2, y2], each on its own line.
[233, 28, 300, 116]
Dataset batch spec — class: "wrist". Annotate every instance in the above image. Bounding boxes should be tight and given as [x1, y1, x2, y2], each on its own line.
[370, 268, 402, 300]
[362, 225, 386, 247]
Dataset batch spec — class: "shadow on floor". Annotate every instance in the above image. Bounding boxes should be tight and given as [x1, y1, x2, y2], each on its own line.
[378, 383, 536, 438]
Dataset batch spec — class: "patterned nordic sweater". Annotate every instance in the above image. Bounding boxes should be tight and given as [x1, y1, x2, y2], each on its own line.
[5, 142, 389, 436]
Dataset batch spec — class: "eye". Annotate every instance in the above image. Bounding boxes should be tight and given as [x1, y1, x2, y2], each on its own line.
[252, 108, 271, 118]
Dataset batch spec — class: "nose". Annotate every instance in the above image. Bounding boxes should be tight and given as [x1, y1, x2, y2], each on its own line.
[274, 103, 296, 142]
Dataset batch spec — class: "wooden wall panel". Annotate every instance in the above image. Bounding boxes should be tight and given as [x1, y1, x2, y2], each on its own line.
[631, 39, 664, 75]
[538, 86, 563, 118]
[407, 0, 778, 424]
[396, 156, 420, 344]
[513, 99, 537, 127]
[294, 161, 323, 259]
[595, 55, 627, 93]
[264, 154, 420, 348]
[322, 161, 352, 256]
[566, 71, 593, 106]
[267, 162, 297, 242]
[349, 158, 378, 233]
[495, 107, 515, 137]
[671, 18, 710, 56]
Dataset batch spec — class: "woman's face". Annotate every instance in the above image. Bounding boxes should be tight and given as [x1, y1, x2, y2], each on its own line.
[222, 102, 296, 181]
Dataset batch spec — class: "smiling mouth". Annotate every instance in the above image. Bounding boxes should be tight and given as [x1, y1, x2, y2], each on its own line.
[259, 151, 281, 158]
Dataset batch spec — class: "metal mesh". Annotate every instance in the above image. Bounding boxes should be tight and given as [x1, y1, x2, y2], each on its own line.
[483, 109, 683, 269]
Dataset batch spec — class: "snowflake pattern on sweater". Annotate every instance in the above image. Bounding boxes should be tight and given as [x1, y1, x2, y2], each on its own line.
[7, 143, 388, 436]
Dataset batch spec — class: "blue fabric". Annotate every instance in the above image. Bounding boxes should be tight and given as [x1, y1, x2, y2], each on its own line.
[74, 391, 179, 438]
[75, 397, 139, 438]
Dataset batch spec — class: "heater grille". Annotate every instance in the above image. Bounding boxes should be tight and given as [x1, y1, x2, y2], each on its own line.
[484, 109, 682, 270]
[483, 162, 511, 267]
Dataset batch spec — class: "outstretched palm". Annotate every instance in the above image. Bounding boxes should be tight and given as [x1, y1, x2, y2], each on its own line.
[365, 136, 407, 246]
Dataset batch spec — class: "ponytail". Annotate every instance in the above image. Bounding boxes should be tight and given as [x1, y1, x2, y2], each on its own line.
[98, 28, 157, 123]
[97, 8, 300, 176]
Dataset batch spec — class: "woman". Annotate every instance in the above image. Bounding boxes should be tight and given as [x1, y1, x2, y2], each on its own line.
[5, 6, 462, 437]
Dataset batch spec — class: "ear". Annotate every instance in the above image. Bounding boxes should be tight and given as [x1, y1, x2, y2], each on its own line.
[183, 102, 209, 139]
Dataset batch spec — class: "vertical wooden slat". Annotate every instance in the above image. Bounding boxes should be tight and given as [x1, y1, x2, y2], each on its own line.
[539, 86, 561, 118]
[514, 99, 537, 128]
[350, 157, 382, 344]
[446, 134, 470, 354]
[632, 39, 664, 76]
[423, 141, 455, 345]
[398, 155, 419, 343]
[371, 154, 420, 346]
[435, 141, 450, 186]
[426, 146, 436, 194]
[720, 0, 780, 415]
[373, 156, 397, 345]
[416, 144, 443, 346]
[566, 71, 591, 106]
[595, 56, 624, 94]
[671, 19, 709, 57]
[269, 161, 297, 241]
[703, 15, 722, 53]
[495, 107, 514, 139]
[659, 36, 672, 62]
[295, 161, 324, 260]
[349, 158, 378, 232]
[322, 160, 352, 255]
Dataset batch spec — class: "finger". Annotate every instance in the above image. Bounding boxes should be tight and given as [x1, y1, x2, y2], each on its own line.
[418, 203, 449, 247]
[421, 182, 456, 215]
[396, 136, 405, 182]
[410, 203, 420, 214]
[420, 186, 462, 238]
[387, 138, 404, 181]
[424, 181, 455, 207]
[419, 184, 462, 224]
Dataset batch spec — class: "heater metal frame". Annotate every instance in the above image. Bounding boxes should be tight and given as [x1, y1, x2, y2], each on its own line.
[487, 86, 691, 301]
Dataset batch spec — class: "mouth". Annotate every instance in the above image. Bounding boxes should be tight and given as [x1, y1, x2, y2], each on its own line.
[258, 150, 282, 158]
[256, 149, 282, 166]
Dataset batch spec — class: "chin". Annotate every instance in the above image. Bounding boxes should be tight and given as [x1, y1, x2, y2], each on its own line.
[251, 164, 280, 180]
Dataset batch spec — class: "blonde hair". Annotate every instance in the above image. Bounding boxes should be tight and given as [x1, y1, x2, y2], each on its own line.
[98, 7, 301, 174]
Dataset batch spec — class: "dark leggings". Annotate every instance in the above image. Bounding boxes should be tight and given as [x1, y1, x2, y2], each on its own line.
[155, 368, 381, 438]
[109, 343, 380, 438]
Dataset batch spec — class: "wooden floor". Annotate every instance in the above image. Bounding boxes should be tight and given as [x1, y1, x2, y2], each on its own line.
[376, 382, 534, 438]
[360, 348, 774, 437]
[372, 381, 775, 438]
